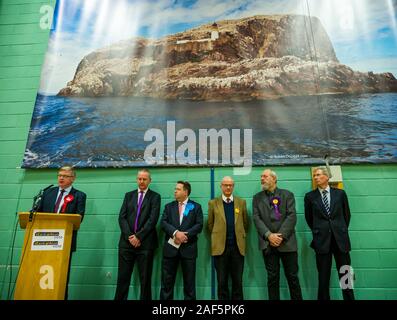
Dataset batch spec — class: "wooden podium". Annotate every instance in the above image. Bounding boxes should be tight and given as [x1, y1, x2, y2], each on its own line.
[14, 212, 81, 300]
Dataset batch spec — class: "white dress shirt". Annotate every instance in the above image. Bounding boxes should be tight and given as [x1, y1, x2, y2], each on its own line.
[222, 194, 234, 203]
[318, 185, 331, 208]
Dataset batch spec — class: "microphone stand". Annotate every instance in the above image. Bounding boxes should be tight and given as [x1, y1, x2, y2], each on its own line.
[28, 184, 54, 222]
[29, 189, 44, 222]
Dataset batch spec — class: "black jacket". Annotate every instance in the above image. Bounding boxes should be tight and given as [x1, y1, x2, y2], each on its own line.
[161, 200, 203, 258]
[38, 186, 86, 252]
[304, 187, 351, 254]
[118, 189, 161, 251]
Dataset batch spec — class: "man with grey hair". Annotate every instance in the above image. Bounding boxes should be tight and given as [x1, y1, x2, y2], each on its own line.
[38, 165, 86, 299]
[208, 176, 248, 300]
[304, 166, 355, 300]
[115, 168, 161, 300]
[253, 169, 302, 300]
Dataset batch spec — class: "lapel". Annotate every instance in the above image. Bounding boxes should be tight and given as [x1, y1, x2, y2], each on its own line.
[180, 200, 194, 228]
[273, 188, 282, 219]
[261, 191, 271, 213]
[69, 187, 76, 196]
[68, 187, 76, 202]
[49, 188, 59, 211]
[314, 189, 329, 218]
[215, 197, 226, 224]
[60, 187, 75, 213]
[139, 189, 150, 212]
[131, 190, 138, 213]
[264, 188, 282, 220]
[329, 187, 336, 216]
[172, 201, 180, 226]
[233, 197, 240, 225]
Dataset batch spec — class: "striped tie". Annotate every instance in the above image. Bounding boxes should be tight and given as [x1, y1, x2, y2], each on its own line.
[322, 190, 330, 215]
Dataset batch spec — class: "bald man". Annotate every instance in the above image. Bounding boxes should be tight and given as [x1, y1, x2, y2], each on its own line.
[208, 176, 248, 300]
[115, 169, 161, 300]
[253, 169, 302, 300]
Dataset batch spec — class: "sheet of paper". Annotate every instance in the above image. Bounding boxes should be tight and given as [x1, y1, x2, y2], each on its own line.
[168, 237, 181, 249]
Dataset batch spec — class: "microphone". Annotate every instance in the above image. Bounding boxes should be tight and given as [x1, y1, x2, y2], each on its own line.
[42, 184, 54, 192]
[29, 184, 54, 222]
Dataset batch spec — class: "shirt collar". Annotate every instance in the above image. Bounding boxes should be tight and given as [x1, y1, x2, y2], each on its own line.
[138, 188, 149, 194]
[318, 185, 330, 193]
[222, 194, 234, 202]
[59, 186, 72, 193]
[265, 187, 277, 196]
[179, 198, 189, 206]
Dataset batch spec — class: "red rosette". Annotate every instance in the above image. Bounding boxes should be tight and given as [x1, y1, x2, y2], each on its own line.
[61, 194, 74, 213]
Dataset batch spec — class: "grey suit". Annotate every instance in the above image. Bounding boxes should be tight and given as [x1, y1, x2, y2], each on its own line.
[253, 187, 302, 300]
[253, 188, 298, 252]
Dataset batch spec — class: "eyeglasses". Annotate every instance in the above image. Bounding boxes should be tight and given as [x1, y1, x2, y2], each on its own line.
[221, 184, 234, 187]
[58, 174, 73, 178]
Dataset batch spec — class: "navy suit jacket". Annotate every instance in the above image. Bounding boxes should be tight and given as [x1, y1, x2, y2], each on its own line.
[38, 186, 86, 252]
[118, 189, 161, 251]
[161, 200, 203, 259]
[304, 187, 351, 254]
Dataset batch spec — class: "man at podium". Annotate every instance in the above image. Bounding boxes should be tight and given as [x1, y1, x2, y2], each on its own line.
[37, 165, 86, 299]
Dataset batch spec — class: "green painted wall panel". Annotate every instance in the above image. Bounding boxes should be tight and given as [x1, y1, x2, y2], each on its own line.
[0, 52, 45, 65]
[0, 102, 36, 116]
[0, 77, 40, 90]
[0, 66, 42, 79]
[0, 127, 29, 140]
[0, 89, 37, 102]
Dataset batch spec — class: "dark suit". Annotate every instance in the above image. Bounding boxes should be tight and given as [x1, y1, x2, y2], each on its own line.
[38, 186, 86, 299]
[160, 200, 203, 300]
[304, 187, 355, 300]
[253, 188, 302, 300]
[38, 186, 86, 252]
[114, 189, 161, 300]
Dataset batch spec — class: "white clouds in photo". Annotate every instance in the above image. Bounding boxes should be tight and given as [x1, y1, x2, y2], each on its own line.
[40, 0, 397, 94]
[306, 0, 397, 43]
[39, 32, 97, 95]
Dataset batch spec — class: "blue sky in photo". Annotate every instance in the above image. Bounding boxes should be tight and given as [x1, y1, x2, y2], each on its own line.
[40, 0, 397, 94]
[54, 0, 396, 59]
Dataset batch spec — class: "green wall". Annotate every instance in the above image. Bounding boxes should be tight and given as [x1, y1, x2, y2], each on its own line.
[1, 0, 396, 300]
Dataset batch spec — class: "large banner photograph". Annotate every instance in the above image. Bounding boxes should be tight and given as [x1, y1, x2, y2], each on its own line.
[23, 0, 397, 168]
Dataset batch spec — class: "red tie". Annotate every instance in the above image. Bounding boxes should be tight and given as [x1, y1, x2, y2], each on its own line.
[54, 189, 65, 213]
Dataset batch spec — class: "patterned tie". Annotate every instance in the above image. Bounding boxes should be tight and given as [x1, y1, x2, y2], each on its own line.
[226, 198, 231, 203]
[322, 190, 330, 215]
[134, 191, 144, 233]
[54, 189, 65, 213]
